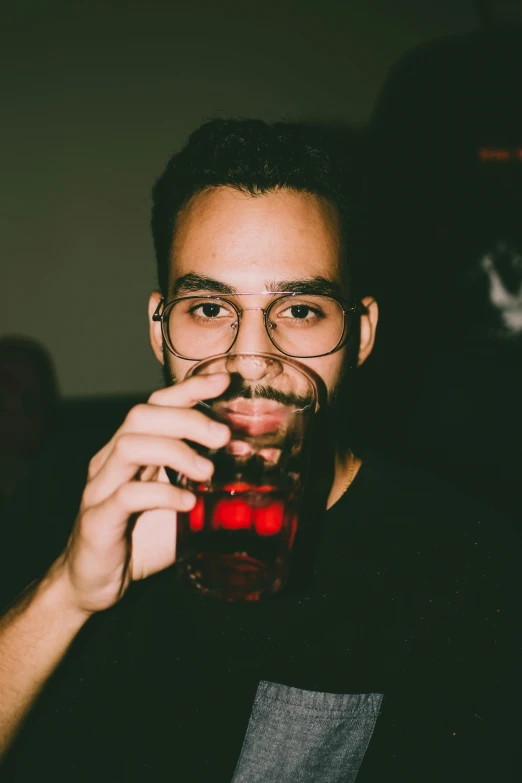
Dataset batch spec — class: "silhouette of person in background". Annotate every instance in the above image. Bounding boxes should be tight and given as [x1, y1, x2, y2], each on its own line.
[0, 336, 59, 504]
[366, 1, 522, 524]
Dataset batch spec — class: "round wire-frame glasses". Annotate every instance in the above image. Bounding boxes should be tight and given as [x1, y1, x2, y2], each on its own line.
[152, 291, 365, 360]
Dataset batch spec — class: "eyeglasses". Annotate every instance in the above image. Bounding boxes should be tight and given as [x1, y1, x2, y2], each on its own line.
[152, 292, 364, 360]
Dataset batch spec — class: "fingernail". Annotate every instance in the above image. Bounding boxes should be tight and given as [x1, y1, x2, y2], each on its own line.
[210, 420, 229, 438]
[195, 455, 213, 475]
[181, 492, 196, 509]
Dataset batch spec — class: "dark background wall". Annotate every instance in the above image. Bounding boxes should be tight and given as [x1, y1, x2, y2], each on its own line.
[1, 0, 480, 397]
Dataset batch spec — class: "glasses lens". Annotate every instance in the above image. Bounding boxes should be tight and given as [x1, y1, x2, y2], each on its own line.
[165, 295, 346, 359]
[166, 297, 238, 359]
[267, 295, 345, 357]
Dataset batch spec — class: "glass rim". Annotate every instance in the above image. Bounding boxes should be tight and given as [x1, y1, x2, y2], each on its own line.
[184, 351, 321, 412]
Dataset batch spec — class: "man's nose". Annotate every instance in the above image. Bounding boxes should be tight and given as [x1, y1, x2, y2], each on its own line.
[231, 308, 277, 356]
[224, 352, 284, 383]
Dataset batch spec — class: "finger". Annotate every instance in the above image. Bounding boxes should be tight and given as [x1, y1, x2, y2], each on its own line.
[81, 480, 191, 546]
[126, 405, 229, 447]
[147, 371, 231, 408]
[89, 405, 230, 482]
[84, 433, 215, 508]
[89, 372, 230, 479]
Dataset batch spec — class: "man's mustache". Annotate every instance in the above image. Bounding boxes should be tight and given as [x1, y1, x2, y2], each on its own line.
[220, 380, 313, 410]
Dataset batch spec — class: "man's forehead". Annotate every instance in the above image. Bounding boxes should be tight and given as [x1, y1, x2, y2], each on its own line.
[172, 187, 342, 248]
[168, 187, 347, 296]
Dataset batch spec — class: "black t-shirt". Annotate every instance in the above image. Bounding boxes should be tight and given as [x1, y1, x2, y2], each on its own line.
[0, 431, 520, 782]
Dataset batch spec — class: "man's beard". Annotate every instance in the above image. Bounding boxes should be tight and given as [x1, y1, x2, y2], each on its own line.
[161, 344, 356, 446]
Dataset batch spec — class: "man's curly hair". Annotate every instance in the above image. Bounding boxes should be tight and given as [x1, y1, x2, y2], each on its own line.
[151, 118, 369, 298]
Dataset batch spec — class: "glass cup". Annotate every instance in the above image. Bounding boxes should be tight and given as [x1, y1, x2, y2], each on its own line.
[175, 352, 319, 601]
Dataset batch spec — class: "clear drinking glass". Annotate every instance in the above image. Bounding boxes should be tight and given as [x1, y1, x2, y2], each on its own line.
[175, 352, 319, 601]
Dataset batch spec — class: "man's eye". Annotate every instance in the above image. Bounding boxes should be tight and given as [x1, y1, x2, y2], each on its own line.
[280, 305, 317, 319]
[202, 303, 222, 317]
[292, 305, 311, 319]
[191, 303, 227, 318]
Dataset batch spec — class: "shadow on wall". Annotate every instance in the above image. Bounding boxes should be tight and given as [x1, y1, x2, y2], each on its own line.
[57, 393, 148, 436]
[0, 335, 60, 503]
[0, 333, 148, 505]
[365, 18, 522, 525]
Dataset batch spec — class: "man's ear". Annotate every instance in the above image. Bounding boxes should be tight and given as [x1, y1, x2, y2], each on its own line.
[148, 291, 165, 365]
[357, 297, 379, 367]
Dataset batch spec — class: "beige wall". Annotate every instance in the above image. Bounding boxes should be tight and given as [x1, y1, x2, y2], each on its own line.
[1, 0, 478, 396]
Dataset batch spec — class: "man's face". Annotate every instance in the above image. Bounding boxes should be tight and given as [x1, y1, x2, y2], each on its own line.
[149, 186, 377, 406]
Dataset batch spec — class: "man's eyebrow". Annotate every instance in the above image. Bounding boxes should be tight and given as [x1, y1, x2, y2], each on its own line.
[171, 274, 238, 296]
[171, 273, 344, 299]
[265, 277, 345, 299]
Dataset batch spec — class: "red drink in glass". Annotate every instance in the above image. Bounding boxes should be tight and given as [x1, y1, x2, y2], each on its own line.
[176, 479, 300, 601]
[175, 351, 318, 600]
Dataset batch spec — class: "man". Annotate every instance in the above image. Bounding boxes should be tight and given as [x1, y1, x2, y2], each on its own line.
[0, 120, 519, 782]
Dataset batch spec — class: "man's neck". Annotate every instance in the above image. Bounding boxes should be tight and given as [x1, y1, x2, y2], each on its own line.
[326, 447, 362, 510]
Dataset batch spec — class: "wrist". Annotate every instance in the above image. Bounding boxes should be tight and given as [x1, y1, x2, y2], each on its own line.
[39, 556, 94, 629]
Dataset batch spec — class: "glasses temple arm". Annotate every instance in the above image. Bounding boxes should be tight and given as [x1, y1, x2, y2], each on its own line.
[152, 298, 165, 321]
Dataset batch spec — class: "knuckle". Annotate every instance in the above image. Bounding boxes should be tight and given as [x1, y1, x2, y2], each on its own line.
[148, 389, 164, 405]
[126, 403, 148, 428]
[114, 432, 132, 456]
[81, 480, 97, 509]
[114, 483, 133, 509]
[80, 489, 91, 512]
[79, 504, 97, 531]
[87, 453, 100, 479]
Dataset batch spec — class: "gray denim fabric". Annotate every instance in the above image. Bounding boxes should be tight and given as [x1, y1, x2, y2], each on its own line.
[231, 681, 383, 783]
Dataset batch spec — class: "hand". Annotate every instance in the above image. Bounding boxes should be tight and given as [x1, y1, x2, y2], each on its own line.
[54, 373, 231, 616]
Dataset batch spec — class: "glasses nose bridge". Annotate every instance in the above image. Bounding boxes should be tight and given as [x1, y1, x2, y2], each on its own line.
[239, 305, 268, 315]
[236, 304, 273, 334]
[231, 303, 275, 353]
